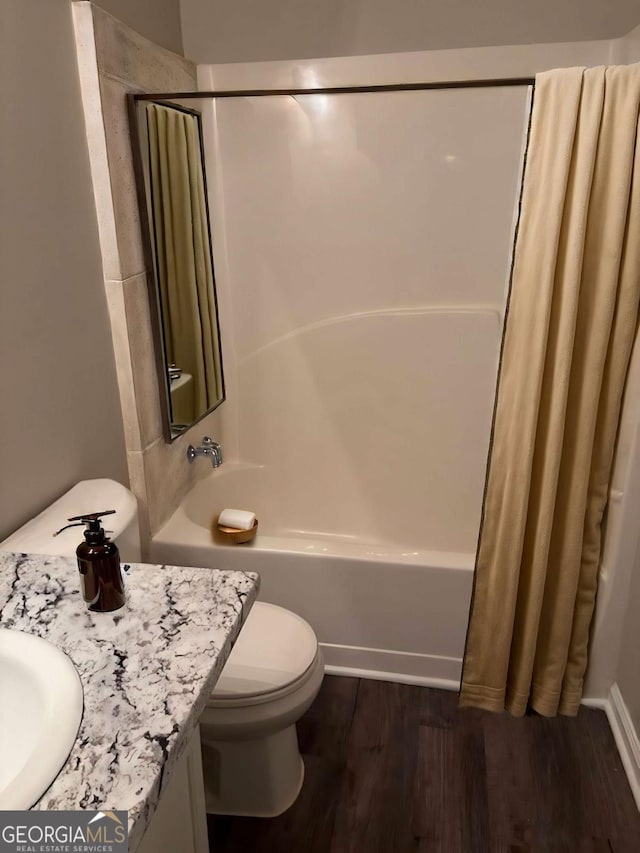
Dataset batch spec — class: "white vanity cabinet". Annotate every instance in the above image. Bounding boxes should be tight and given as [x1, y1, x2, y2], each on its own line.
[137, 726, 209, 853]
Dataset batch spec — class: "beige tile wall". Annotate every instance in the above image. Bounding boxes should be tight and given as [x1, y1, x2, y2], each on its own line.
[73, 2, 225, 550]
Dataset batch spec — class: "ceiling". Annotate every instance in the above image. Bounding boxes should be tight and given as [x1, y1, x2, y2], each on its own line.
[180, 0, 640, 63]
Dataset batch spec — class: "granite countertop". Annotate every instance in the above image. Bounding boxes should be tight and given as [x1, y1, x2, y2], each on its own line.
[0, 552, 259, 852]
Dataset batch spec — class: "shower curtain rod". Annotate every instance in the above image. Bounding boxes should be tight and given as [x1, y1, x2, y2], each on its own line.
[133, 77, 535, 102]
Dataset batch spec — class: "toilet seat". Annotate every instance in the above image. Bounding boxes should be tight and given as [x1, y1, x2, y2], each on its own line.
[211, 602, 318, 703]
[208, 649, 322, 709]
[202, 649, 324, 736]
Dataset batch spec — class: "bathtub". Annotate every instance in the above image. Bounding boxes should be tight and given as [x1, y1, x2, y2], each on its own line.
[151, 464, 475, 688]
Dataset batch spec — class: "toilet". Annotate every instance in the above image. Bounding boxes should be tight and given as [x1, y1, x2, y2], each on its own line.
[1, 479, 324, 819]
[0, 478, 142, 561]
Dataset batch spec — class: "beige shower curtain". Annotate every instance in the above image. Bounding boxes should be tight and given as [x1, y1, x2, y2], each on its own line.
[460, 64, 640, 717]
[147, 103, 223, 421]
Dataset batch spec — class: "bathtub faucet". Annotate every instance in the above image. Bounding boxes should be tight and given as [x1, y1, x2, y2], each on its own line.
[187, 436, 223, 468]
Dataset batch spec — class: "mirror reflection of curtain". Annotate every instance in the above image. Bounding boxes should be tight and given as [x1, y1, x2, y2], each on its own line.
[146, 103, 222, 424]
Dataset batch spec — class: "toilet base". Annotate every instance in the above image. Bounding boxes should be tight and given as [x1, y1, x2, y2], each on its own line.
[201, 724, 305, 817]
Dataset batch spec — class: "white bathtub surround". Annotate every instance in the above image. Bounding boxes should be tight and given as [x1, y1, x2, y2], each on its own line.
[461, 65, 640, 718]
[0, 551, 258, 852]
[147, 80, 534, 689]
[203, 83, 530, 548]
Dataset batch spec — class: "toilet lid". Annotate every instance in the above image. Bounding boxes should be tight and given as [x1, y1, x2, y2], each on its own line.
[212, 602, 319, 699]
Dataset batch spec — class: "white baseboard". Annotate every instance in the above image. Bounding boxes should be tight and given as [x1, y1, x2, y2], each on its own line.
[580, 696, 608, 710]
[320, 642, 461, 691]
[604, 683, 640, 811]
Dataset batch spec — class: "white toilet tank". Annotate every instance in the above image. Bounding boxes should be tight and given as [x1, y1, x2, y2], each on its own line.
[0, 479, 141, 562]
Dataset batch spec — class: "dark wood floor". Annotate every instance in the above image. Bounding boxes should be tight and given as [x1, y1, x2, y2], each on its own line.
[208, 676, 640, 852]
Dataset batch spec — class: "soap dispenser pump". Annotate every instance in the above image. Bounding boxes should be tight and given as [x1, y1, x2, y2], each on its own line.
[58, 510, 126, 612]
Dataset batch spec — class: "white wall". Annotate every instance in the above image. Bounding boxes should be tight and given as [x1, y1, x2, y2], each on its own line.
[617, 546, 640, 732]
[598, 276, 640, 750]
[181, 0, 639, 64]
[612, 308, 640, 761]
[0, 0, 128, 540]
[613, 22, 640, 62]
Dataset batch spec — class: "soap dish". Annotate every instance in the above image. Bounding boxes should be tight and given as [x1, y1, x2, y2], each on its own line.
[215, 518, 258, 544]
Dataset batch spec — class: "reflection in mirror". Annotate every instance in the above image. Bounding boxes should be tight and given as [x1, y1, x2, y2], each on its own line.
[130, 98, 224, 440]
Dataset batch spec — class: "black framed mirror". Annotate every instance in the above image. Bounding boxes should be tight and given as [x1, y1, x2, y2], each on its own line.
[128, 96, 225, 441]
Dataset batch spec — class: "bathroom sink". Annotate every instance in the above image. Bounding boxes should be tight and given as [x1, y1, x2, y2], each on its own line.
[0, 628, 83, 808]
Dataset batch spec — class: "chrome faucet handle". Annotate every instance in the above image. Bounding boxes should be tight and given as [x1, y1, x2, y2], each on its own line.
[186, 436, 223, 467]
[202, 437, 222, 464]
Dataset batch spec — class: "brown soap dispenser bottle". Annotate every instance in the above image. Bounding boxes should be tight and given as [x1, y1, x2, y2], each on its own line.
[66, 510, 126, 612]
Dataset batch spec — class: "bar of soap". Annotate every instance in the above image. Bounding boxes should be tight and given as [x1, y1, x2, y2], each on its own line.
[218, 508, 256, 531]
